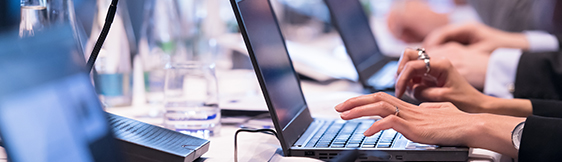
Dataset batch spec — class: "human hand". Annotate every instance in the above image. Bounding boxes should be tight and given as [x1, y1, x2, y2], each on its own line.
[423, 22, 529, 53]
[335, 92, 475, 146]
[387, 0, 448, 43]
[426, 42, 490, 90]
[394, 48, 489, 113]
[334, 92, 523, 158]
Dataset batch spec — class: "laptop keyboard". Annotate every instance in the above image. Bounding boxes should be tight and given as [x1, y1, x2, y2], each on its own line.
[305, 120, 398, 148]
[368, 61, 398, 90]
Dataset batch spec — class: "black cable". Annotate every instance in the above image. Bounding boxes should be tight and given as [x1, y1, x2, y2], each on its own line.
[86, 0, 119, 72]
[234, 128, 278, 162]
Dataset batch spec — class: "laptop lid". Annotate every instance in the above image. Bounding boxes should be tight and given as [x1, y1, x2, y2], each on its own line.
[324, 0, 392, 89]
[230, 0, 315, 155]
[0, 26, 122, 162]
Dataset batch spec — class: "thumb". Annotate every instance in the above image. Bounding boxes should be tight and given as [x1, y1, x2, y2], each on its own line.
[412, 85, 448, 102]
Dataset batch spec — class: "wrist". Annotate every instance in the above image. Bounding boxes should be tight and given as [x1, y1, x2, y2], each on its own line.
[466, 114, 522, 158]
[500, 32, 529, 50]
[476, 94, 497, 113]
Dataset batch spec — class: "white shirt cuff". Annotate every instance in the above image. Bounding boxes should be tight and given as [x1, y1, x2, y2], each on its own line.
[483, 48, 522, 99]
[524, 31, 560, 52]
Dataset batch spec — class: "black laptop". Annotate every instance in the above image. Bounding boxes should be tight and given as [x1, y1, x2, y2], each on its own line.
[0, 25, 209, 162]
[325, 0, 398, 92]
[230, 0, 469, 161]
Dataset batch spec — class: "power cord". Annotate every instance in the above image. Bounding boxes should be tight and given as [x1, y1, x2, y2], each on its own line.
[234, 128, 278, 162]
[86, 0, 119, 72]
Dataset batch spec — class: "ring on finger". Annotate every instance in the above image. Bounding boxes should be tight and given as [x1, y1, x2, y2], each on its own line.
[394, 106, 399, 116]
[416, 48, 431, 76]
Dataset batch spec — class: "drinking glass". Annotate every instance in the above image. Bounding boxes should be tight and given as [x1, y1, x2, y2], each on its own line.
[164, 62, 220, 138]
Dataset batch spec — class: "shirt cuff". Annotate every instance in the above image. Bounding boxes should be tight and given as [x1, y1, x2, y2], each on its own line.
[483, 48, 522, 99]
[524, 31, 560, 52]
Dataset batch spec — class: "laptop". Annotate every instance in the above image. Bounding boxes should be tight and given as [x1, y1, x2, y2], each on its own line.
[0, 25, 209, 162]
[325, 0, 398, 92]
[230, 0, 469, 161]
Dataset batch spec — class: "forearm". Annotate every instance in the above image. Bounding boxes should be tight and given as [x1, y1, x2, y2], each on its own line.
[497, 32, 529, 51]
[481, 96, 532, 117]
[467, 114, 525, 158]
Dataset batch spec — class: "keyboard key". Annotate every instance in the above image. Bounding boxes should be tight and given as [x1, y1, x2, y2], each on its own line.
[331, 145, 345, 148]
[377, 143, 391, 148]
[346, 144, 360, 148]
[361, 144, 376, 148]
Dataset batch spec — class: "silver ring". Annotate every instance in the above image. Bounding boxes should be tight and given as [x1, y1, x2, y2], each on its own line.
[394, 106, 399, 116]
[417, 48, 430, 76]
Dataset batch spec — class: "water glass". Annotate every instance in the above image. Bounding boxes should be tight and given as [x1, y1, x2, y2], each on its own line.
[164, 62, 220, 138]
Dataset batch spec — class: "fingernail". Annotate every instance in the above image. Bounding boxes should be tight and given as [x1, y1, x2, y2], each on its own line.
[340, 111, 350, 118]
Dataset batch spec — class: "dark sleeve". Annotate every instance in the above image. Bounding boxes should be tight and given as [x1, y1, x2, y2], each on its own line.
[518, 115, 562, 162]
[513, 51, 562, 100]
[518, 99, 562, 161]
[530, 99, 562, 118]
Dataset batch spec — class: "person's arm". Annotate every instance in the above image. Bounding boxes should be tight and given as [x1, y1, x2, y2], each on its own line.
[483, 31, 559, 99]
[514, 51, 562, 100]
[335, 92, 525, 158]
[519, 115, 562, 161]
[394, 48, 533, 116]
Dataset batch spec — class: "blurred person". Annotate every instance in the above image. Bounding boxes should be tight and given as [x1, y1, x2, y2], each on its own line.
[393, 0, 562, 97]
[423, 21, 562, 99]
[386, 0, 549, 43]
[335, 48, 562, 161]
[386, 0, 450, 43]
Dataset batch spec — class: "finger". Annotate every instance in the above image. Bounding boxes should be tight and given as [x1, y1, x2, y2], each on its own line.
[411, 84, 448, 102]
[395, 60, 430, 98]
[335, 92, 412, 113]
[339, 101, 397, 120]
[395, 58, 452, 98]
[363, 115, 411, 137]
[397, 48, 420, 76]
[423, 24, 470, 48]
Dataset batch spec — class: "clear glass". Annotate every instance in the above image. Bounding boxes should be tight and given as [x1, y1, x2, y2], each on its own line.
[19, 0, 48, 37]
[139, 0, 186, 106]
[87, 0, 133, 107]
[19, 0, 88, 55]
[164, 62, 220, 139]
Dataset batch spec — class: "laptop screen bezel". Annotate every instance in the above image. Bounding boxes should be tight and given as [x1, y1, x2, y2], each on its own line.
[324, 0, 393, 91]
[230, 0, 314, 155]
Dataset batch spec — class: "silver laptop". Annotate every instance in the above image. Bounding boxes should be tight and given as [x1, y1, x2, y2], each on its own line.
[230, 0, 469, 161]
[325, 0, 398, 92]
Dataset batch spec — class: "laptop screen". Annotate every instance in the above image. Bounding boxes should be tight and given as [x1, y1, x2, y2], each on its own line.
[238, 0, 308, 129]
[0, 26, 122, 162]
[325, 0, 387, 84]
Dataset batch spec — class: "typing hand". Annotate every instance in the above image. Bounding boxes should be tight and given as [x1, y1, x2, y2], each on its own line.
[334, 92, 524, 158]
[423, 22, 529, 53]
[424, 42, 490, 90]
[394, 48, 488, 113]
[335, 92, 474, 147]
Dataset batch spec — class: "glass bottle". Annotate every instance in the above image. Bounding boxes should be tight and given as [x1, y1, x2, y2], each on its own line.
[138, 0, 185, 108]
[87, 0, 133, 107]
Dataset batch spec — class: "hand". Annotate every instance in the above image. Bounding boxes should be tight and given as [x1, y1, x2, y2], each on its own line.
[334, 92, 524, 158]
[423, 22, 529, 53]
[336, 92, 476, 146]
[387, 0, 448, 43]
[395, 48, 488, 113]
[426, 42, 490, 90]
[395, 48, 533, 117]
